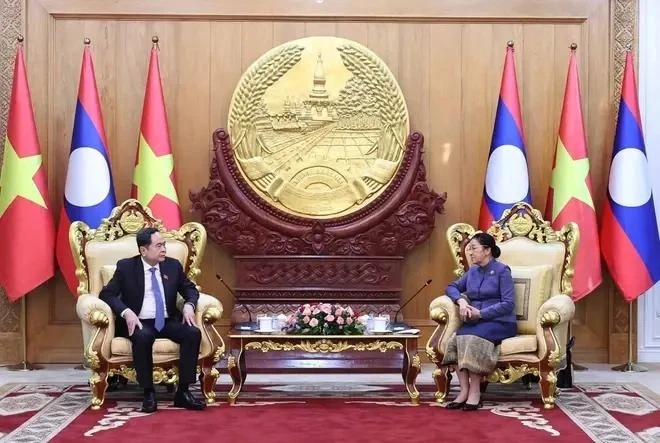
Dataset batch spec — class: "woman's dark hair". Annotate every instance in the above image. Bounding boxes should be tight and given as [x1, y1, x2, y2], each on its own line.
[471, 232, 501, 258]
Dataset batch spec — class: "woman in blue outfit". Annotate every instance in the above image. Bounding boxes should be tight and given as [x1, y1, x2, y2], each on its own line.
[441, 232, 517, 411]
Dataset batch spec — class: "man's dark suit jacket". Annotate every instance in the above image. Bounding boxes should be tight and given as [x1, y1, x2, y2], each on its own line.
[99, 255, 199, 337]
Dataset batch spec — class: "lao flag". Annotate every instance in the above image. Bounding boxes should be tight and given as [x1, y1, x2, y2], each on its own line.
[55, 44, 116, 296]
[478, 42, 532, 230]
[601, 52, 660, 302]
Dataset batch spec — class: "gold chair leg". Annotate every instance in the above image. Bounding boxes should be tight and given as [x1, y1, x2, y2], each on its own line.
[200, 358, 219, 404]
[89, 367, 109, 410]
[539, 370, 558, 410]
[432, 367, 450, 403]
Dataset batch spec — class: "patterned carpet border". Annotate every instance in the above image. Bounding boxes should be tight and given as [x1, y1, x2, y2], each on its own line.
[0, 382, 657, 443]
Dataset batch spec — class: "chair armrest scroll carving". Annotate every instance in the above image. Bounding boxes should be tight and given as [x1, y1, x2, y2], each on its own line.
[196, 293, 225, 362]
[76, 295, 114, 368]
[426, 295, 462, 363]
[536, 294, 575, 367]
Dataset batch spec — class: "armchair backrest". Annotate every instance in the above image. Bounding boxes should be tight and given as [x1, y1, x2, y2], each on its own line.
[447, 202, 579, 333]
[69, 199, 206, 296]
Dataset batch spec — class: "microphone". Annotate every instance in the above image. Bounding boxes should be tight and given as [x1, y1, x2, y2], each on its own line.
[216, 274, 258, 331]
[390, 279, 433, 331]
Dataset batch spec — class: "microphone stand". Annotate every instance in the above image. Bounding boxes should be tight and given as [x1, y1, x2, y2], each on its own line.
[216, 274, 258, 331]
[390, 279, 433, 331]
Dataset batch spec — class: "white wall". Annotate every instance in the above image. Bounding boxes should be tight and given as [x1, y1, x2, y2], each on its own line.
[638, 0, 660, 363]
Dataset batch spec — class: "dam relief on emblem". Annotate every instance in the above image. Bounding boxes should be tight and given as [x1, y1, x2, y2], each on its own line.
[227, 36, 410, 219]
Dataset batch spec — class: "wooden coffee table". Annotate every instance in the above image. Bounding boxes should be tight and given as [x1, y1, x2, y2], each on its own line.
[227, 331, 421, 404]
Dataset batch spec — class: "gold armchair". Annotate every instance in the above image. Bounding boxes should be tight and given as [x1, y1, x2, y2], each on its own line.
[426, 202, 578, 409]
[72, 199, 225, 409]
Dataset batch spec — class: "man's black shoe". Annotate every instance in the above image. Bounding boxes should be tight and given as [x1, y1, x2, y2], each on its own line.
[141, 391, 157, 413]
[173, 389, 206, 410]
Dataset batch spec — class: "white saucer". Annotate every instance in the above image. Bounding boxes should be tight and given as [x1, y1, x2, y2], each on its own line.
[253, 329, 276, 334]
[371, 330, 392, 334]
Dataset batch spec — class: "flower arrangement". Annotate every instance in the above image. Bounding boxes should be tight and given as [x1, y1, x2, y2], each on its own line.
[285, 303, 366, 335]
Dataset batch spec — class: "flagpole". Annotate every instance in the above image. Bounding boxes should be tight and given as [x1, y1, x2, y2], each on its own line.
[6, 296, 43, 371]
[612, 302, 647, 372]
[70, 36, 93, 372]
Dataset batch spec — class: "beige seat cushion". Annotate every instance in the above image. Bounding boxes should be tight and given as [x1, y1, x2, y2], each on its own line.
[500, 334, 537, 356]
[101, 265, 117, 286]
[509, 264, 553, 334]
[111, 337, 180, 356]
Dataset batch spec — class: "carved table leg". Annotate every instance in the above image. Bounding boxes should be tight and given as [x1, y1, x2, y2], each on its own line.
[402, 339, 420, 405]
[227, 347, 246, 405]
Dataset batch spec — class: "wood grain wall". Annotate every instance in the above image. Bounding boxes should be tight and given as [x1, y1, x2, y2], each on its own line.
[0, 0, 639, 364]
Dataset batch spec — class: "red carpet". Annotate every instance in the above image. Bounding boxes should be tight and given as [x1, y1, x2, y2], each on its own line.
[0, 382, 658, 442]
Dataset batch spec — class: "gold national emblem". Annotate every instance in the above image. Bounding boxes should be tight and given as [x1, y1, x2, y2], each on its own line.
[227, 36, 410, 219]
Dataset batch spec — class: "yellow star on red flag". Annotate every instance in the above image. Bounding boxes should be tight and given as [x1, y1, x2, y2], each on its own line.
[0, 139, 47, 216]
[549, 140, 594, 220]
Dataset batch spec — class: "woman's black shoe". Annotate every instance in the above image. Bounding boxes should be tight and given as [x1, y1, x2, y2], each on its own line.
[463, 402, 480, 411]
[445, 401, 466, 409]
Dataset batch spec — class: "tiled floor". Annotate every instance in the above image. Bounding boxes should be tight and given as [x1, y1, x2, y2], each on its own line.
[1, 362, 659, 395]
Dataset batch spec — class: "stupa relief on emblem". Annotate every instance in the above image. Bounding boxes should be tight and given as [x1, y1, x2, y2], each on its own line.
[228, 37, 410, 218]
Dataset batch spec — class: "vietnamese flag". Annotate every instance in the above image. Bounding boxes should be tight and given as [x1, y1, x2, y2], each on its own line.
[0, 40, 56, 301]
[131, 38, 182, 229]
[545, 46, 601, 300]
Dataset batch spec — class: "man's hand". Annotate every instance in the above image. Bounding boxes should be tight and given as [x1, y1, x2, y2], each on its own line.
[124, 310, 143, 336]
[182, 304, 197, 327]
[468, 306, 481, 321]
[457, 299, 472, 322]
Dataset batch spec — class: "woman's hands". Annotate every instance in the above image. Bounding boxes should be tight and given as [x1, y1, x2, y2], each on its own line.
[457, 299, 481, 322]
[457, 299, 471, 322]
[468, 306, 481, 320]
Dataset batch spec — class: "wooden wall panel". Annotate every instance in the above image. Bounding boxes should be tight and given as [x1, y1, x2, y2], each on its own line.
[0, 0, 633, 364]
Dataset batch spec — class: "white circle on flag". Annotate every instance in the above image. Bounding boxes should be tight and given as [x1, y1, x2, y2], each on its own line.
[64, 147, 111, 207]
[608, 147, 652, 207]
[485, 144, 530, 203]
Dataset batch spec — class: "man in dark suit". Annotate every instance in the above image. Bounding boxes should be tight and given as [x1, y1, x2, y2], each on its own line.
[100, 227, 206, 413]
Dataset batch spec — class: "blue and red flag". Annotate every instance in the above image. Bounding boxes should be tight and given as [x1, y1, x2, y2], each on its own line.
[478, 42, 532, 230]
[601, 52, 660, 302]
[55, 43, 116, 296]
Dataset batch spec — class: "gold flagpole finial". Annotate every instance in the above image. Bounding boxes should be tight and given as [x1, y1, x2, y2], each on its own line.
[84, 37, 91, 45]
[507, 40, 514, 48]
[152, 35, 159, 48]
[17, 35, 24, 43]
[570, 43, 578, 51]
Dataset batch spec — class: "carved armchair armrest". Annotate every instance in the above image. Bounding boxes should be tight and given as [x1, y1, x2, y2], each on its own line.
[177, 293, 225, 361]
[536, 294, 575, 368]
[426, 295, 462, 364]
[76, 295, 115, 365]
[175, 293, 223, 326]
